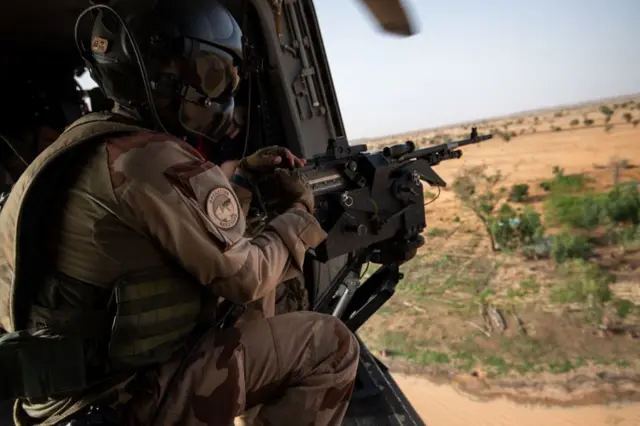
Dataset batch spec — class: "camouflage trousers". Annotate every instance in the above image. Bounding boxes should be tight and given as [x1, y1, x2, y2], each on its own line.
[122, 311, 359, 426]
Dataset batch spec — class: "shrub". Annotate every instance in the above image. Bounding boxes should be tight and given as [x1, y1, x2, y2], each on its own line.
[600, 105, 614, 116]
[605, 123, 613, 132]
[540, 167, 590, 194]
[509, 184, 529, 202]
[623, 112, 633, 123]
[489, 204, 544, 251]
[569, 119, 580, 126]
[633, 119, 639, 127]
[604, 184, 640, 224]
[583, 118, 594, 126]
[614, 299, 635, 319]
[550, 230, 592, 263]
[544, 193, 605, 230]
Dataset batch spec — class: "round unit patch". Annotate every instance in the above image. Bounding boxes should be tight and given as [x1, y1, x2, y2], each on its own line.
[206, 187, 240, 229]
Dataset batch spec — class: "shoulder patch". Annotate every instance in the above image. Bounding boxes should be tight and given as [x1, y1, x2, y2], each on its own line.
[206, 187, 239, 229]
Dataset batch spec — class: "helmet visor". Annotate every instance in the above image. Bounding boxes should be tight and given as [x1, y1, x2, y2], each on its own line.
[186, 45, 240, 103]
[178, 45, 241, 142]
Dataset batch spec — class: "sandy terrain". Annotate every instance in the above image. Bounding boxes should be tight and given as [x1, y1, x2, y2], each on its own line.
[357, 96, 640, 423]
[394, 374, 640, 426]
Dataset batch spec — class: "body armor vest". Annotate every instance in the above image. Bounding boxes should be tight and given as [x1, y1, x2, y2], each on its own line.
[0, 113, 215, 402]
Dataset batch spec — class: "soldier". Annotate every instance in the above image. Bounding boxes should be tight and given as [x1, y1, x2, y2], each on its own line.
[0, 1, 359, 426]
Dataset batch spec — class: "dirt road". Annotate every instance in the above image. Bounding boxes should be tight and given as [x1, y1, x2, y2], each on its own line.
[395, 374, 640, 426]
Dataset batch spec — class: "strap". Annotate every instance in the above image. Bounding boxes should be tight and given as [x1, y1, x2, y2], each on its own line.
[0, 331, 88, 402]
[231, 173, 252, 190]
[28, 306, 113, 340]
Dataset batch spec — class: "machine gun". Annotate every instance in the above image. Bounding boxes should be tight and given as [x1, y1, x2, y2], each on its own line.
[253, 127, 492, 332]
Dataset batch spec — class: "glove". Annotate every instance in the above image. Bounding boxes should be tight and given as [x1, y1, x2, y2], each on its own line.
[273, 168, 315, 213]
[237, 146, 305, 183]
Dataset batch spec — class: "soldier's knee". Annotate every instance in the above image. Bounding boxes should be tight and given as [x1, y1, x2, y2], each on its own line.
[313, 313, 360, 373]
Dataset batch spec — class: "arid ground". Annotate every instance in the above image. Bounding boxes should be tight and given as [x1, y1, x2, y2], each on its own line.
[357, 95, 640, 421]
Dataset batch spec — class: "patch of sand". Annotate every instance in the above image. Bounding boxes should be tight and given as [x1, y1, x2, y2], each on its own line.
[394, 374, 640, 426]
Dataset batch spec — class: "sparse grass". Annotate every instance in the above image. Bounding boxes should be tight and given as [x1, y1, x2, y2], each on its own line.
[550, 260, 614, 305]
[426, 227, 448, 237]
[519, 277, 540, 293]
[606, 224, 640, 248]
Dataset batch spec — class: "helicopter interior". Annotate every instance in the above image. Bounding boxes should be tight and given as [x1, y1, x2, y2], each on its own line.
[0, 1, 425, 425]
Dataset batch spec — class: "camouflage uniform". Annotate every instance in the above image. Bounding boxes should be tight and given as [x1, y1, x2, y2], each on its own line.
[0, 115, 359, 425]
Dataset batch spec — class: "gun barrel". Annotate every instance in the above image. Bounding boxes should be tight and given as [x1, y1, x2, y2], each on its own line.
[404, 133, 493, 160]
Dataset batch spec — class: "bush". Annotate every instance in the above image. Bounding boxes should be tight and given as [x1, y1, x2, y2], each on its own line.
[614, 299, 635, 319]
[550, 230, 592, 263]
[508, 184, 529, 202]
[633, 119, 639, 127]
[604, 184, 640, 224]
[583, 118, 594, 126]
[569, 119, 580, 126]
[605, 123, 613, 132]
[544, 193, 605, 230]
[600, 105, 614, 116]
[540, 167, 591, 193]
[623, 112, 633, 123]
[499, 131, 512, 142]
[489, 204, 544, 251]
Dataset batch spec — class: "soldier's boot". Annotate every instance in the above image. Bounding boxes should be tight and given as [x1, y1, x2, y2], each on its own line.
[124, 311, 360, 426]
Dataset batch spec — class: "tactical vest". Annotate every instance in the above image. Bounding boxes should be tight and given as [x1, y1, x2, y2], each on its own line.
[0, 112, 216, 402]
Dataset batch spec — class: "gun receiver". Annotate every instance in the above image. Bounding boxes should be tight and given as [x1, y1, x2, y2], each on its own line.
[254, 127, 492, 263]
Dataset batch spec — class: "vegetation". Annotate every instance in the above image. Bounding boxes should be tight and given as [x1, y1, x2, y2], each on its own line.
[508, 184, 529, 202]
[360, 101, 640, 386]
[452, 165, 506, 251]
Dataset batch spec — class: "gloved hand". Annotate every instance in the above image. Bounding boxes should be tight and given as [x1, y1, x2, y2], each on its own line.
[273, 168, 315, 213]
[237, 146, 306, 183]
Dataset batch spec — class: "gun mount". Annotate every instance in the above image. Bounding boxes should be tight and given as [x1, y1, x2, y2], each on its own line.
[253, 128, 492, 334]
[297, 127, 492, 263]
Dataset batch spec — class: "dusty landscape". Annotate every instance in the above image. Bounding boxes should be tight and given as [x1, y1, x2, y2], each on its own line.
[357, 95, 640, 422]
